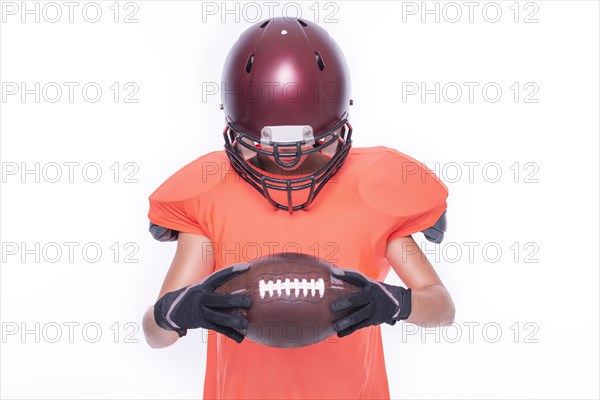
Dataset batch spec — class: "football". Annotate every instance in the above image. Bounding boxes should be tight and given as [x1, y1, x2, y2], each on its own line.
[214, 253, 361, 348]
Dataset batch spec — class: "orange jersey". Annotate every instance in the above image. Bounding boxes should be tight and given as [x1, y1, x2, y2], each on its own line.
[148, 146, 448, 399]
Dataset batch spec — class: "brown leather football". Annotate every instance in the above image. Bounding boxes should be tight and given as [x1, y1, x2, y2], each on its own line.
[214, 253, 361, 348]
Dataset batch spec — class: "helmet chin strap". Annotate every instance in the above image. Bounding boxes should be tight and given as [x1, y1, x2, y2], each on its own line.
[318, 128, 344, 159]
[237, 137, 257, 161]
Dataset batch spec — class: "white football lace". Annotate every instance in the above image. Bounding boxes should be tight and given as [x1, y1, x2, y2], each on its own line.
[259, 278, 325, 299]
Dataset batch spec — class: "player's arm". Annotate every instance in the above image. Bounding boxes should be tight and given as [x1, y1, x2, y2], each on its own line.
[385, 235, 455, 327]
[330, 230, 454, 337]
[143, 233, 214, 348]
[142, 232, 251, 348]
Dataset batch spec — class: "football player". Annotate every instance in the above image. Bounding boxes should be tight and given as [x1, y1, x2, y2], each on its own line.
[142, 17, 455, 399]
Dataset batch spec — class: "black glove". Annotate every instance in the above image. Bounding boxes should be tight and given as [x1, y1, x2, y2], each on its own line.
[330, 267, 412, 338]
[154, 264, 252, 343]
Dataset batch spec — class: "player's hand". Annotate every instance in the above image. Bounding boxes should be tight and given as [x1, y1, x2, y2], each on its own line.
[153, 264, 253, 343]
[330, 268, 412, 337]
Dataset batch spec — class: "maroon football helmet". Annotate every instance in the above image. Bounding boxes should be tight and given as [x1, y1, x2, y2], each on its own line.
[221, 17, 353, 212]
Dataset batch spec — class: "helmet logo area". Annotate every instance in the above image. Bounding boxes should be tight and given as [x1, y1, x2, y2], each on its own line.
[260, 125, 315, 169]
[260, 125, 314, 147]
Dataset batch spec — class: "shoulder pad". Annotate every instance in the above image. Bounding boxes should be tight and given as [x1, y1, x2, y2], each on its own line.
[149, 222, 179, 242]
[358, 147, 448, 217]
[148, 151, 230, 204]
[421, 209, 447, 244]
[147, 151, 231, 241]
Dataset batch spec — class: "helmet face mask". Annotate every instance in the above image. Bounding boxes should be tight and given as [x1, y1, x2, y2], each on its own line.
[221, 17, 353, 212]
[224, 120, 353, 212]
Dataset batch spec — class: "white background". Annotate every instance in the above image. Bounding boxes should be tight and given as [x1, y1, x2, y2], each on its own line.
[1, 1, 599, 399]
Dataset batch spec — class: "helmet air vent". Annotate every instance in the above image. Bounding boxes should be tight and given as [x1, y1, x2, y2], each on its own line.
[297, 19, 308, 27]
[314, 51, 325, 71]
[259, 20, 270, 28]
[245, 53, 255, 74]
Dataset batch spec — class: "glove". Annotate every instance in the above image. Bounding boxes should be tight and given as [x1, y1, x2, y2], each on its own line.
[154, 263, 253, 343]
[330, 267, 412, 338]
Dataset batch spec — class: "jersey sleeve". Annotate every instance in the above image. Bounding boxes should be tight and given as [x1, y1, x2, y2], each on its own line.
[386, 149, 448, 242]
[148, 194, 206, 241]
[147, 152, 224, 241]
[358, 147, 449, 243]
[387, 201, 447, 242]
